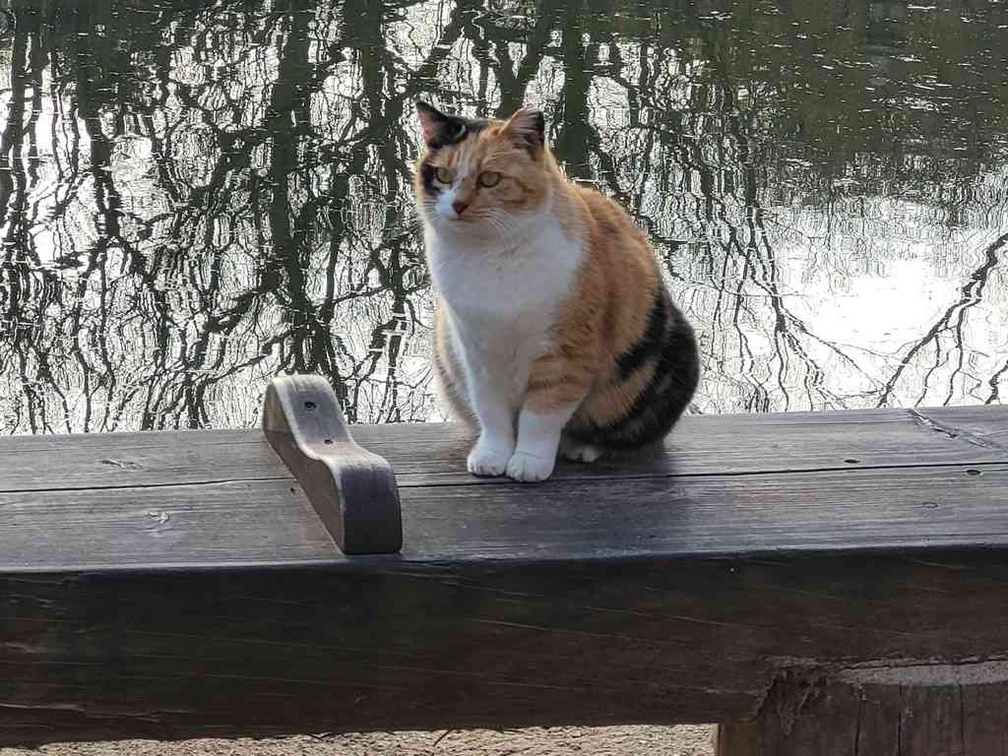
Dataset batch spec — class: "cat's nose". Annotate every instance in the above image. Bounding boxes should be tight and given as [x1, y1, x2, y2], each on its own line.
[451, 200, 469, 216]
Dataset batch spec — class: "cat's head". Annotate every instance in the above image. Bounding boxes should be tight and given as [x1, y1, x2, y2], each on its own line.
[413, 102, 553, 237]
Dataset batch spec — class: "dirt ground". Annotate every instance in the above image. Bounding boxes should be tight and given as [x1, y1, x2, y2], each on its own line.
[0, 726, 715, 755]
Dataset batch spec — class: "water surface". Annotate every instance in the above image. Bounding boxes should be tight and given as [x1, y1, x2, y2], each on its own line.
[0, 0, 1006, 432]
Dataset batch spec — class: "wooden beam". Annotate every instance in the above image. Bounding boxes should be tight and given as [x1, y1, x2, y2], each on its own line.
[6, 551, 1008, 745]
[0, 406, 1006, 745]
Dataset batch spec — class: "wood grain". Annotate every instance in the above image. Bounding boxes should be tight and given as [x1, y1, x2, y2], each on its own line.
[0, 429, 287, 492]
[398, 463, 1008, 561]
[854, 684, 901, 755]
[719, 675, 1008, 755]
[351, 405, 1008, 484]
[5, 552, 1008, 745]
[0, 479, 339, 570]
[1, 463, 1005, 570]
[3, 406, 1005, 493]
[963, 684, 1008, 754]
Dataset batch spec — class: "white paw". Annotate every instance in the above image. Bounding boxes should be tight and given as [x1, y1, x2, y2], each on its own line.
[505, 451, 556, 483]
[467, 441, 512, 477]
[560, 440, 604, 463]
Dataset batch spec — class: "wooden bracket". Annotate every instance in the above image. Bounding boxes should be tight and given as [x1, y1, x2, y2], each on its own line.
[261, 374, 402, 555]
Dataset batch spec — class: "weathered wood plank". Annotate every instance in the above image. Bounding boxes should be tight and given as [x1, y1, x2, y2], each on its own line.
[855, 684, 901, 755]
[352, 406, 1008, 483]
[0, 428, 258, 454]
[0, 430, 291, 492]
[0, 405, 1006, 745]
[0, 479, 339, 569]
[716, 724, 760, 756]
[2, 406, 1006, 493]
[719, 669, 1008, 756]
[5, 552, 1008, 745]
[901, 686, 962, 756]
[1, 463, 1006, 570]
[397, 463, 1008, 561]
[963, 684, 1008, 754]
[358, 406, 1008, 485]
[765, 681, 860, 756]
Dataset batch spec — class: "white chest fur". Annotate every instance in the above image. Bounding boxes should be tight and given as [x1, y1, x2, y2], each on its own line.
[424, 217, 583, 408]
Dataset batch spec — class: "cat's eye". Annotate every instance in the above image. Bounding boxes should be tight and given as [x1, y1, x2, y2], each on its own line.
[434, 166, 454, 184]
[477, 171, 502, 188]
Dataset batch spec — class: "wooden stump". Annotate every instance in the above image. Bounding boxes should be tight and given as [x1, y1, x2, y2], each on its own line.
[717, 664, 1008, 755]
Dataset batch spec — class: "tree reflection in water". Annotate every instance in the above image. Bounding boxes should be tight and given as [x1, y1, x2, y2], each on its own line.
[0, 0, 1005, 433]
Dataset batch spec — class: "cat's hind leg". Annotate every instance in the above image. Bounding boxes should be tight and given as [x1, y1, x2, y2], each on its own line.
[559, 436, 604, 463]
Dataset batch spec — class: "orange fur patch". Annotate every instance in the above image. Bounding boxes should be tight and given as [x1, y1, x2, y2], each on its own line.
[519, 182, 664, 415]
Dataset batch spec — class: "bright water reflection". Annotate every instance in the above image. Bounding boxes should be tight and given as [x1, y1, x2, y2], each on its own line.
[0, 0, 1005, 432]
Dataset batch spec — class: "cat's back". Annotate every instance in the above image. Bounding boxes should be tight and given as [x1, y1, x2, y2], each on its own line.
[560, 182, 700, 450]
[573, 183, 655, 267]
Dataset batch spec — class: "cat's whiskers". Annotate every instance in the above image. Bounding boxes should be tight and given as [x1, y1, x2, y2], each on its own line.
[480, 212, 508, 239]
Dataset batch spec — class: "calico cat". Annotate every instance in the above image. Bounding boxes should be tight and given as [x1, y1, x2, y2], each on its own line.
[414, 101, 699, 482]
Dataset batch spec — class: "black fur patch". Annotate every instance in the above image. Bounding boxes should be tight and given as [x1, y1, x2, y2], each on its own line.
[418, 101, 489, 150]
[419, 161, 440, 196]
[523, 110, 545, 147]
[568, 300, 700, 451]
[614, 289, 666, 380]
[510, 110, 545, 157]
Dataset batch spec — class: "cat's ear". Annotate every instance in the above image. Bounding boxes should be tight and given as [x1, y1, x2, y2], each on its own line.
[416, 101, 467, 148]
[504, 107, 546, 154]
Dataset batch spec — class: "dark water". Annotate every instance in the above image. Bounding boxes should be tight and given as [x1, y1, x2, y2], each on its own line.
[0, 0, 1006, 433]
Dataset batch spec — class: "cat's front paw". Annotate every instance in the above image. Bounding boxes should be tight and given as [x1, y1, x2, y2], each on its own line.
[505, 451, 556, 483]
[467, 441, 512, 477]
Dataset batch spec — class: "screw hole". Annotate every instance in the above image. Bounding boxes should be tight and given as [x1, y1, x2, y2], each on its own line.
[966, 469, 982, 476]
[844, 458, 860, 464]
[324, 438, 333, 445]
[304, 401, 317, 411]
